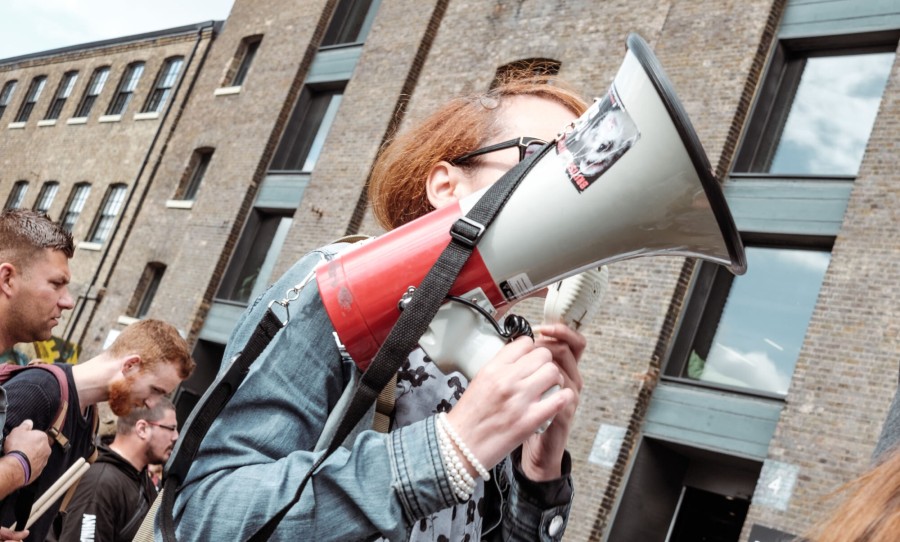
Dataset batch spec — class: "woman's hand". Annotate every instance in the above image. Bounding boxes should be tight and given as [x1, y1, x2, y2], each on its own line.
[522, 323, 586, 481]
[445, 336, 576, 476]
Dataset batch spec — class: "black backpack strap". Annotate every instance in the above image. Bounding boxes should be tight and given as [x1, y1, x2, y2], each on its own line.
[246, 144, 548, 541]
[158, 307, 286, 542]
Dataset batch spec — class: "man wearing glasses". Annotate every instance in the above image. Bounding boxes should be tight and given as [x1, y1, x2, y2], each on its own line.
[0, 319, 193, 542]
[56, 398, 178, 542]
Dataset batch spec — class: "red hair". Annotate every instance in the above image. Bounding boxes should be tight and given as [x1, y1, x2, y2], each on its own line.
[369, 76, 588, 230]
[804, 449, 900, 542]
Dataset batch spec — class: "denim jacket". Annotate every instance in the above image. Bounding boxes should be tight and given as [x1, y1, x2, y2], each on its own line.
[160, 243, 573, 541]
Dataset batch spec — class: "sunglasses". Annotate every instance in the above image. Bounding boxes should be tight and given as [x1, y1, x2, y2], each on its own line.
[450, 136, 547, 165]
[147, 421, 178, 432]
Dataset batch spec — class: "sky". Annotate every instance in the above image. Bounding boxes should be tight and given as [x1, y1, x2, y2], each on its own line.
[0, 0, 236, 60]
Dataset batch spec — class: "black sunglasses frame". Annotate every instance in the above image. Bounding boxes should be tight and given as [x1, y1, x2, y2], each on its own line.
[450, 136, 547, 165]
[147, 421, 178, 432]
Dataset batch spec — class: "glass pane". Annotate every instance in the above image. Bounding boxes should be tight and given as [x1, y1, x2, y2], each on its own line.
[219, 215, 292, 304]
[322, 0, 376, 46]
[301, 94, 342, 172]
[687, 247, 830, 395]
[769, 52, 894, 175]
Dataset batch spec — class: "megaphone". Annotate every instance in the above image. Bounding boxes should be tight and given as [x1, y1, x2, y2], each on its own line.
[316, 33, 747, 374]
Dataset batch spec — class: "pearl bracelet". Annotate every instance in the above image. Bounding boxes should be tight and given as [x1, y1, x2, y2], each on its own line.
[435, 421, 475, 502]
[437, 412, 490, 481]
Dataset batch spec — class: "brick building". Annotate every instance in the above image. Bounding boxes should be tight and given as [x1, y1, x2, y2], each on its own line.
[1, 1, 898, 540]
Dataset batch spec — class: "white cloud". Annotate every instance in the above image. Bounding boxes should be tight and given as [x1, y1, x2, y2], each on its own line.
[700, 342, 791, 394]
[0, 0, 234, 59]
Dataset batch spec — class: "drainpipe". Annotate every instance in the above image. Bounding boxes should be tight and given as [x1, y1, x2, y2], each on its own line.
[63, 21, 218, 351]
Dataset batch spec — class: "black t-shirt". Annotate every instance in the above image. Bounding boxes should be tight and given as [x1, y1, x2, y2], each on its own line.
[0, 363, 96, 542]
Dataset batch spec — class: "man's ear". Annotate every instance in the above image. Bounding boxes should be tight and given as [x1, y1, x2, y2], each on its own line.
[426, 161, 463, 210]
[0, 263, 18, 297]
[134, 419, 151, 439]
[122, 354, 143, 375]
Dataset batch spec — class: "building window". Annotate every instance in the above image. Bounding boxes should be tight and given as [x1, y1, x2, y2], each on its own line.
[666, 244, 831, 396]
[0, 80, 18, 121]
[321, 0, 379, 47]
[491, 58, 561, 89]
[74, 67, 110, 118]
[270, 88, 343, 172]
[4, 181, 28, 210]
[107, 62, 144, 115]
[87, 183, 127, 244]
[734, 44, 895, 176]
[32, 181, 59, 214]
[45, 71, 78, 120]
[60, 182, 91, 233]
[15, 76, 47, 123]
[229, 36, 261, 87]
[130, 262, 166, 318]
[143, 57, 183, 113]
[177, 148, 213, 200]
[216, 211, 293, 304]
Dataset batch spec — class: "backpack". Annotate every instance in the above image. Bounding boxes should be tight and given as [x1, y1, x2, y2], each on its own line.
[0, 361, 70, 449]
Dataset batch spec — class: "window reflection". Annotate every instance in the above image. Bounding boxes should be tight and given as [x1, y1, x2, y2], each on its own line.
[687, 247, 830, 395]
[768, 52, 894, 175]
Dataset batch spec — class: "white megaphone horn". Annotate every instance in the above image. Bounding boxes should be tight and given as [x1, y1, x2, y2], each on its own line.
[316, 33, 747, 377]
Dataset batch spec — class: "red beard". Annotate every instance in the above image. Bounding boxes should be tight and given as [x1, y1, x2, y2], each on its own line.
[108, 375, 135, 416]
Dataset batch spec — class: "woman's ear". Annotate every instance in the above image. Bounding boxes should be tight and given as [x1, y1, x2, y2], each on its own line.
[426, 161, 463, 210]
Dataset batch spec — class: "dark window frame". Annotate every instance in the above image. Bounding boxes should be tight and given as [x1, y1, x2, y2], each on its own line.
[230, 36, 262, 87]
[32, 181, 59, 214]
[269, 85, 344, 172]
[86, 183, 127, 244]
[215, 209, 293, 305]
[143, 56, 184, 113]
[321, 0, 378, 47]
[130, 262, 166, 318]
[4, 181, 29, 210]
[74, 66, 110, 119]
[733, 32, 898, 175]
[663, 234, 834, 399]
[14, 75, 47, 123]
[0, 80, 17, 120]
[491, 58, 561, 89]
[45, 71, 78, 120]
[107, 61, 145, 115]
[178, 148, 214, 200]
[60, 182, 91, 233]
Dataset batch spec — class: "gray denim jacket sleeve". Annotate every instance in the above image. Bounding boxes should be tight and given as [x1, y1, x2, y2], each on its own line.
[160, 244, 574, 541]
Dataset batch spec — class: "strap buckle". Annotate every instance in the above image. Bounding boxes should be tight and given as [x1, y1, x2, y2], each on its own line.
[449, 216, 486, 248]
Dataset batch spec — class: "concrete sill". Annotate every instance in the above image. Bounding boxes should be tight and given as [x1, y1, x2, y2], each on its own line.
[37, 119, 57, 127]
[98, 114, 121, 123]
[214, 86, 241, 96]
[134, 111, 159, 121]
[77, 241, 102, 251]
[67, 118, 88, 125]
[7, 122, 25, 129]
[117, 315, 140, 326]
[165, 199, 194, 209]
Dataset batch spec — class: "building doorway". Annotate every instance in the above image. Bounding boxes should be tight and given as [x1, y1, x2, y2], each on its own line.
[666, 486, 750, 542]
[607, 438, 761, 542]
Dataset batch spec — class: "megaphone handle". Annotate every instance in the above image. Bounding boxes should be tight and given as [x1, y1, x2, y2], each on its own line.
[536, 385, 561, 434]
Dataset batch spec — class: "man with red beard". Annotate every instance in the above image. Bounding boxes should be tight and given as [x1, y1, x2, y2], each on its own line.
[57, 398, 178, 542]
[0, 319, 194, 542]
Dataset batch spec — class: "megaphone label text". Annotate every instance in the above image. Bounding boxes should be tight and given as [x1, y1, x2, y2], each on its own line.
[499, 272, 534, 301]
[557, 84, 640, 193]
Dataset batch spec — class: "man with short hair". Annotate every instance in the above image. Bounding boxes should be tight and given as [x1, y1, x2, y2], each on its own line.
[0, 209, 76, 540]
[0, 319, 195, 541]
[58, 398, 178, 542]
